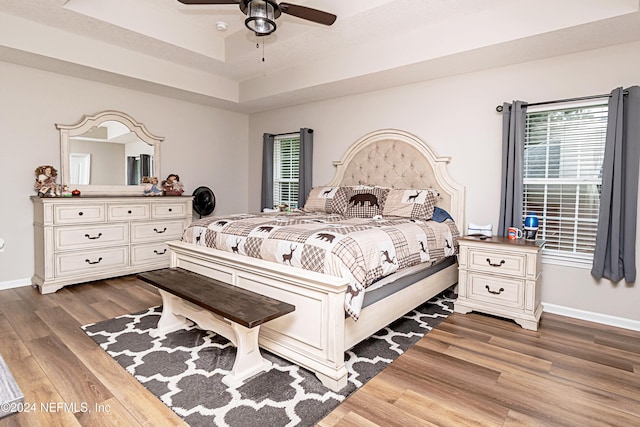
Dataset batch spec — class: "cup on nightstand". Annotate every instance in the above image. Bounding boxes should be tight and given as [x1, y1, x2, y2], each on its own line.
[507, 227, 523, 239]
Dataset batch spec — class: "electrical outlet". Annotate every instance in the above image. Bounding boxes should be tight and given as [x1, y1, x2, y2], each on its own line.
[0, 238, 5, 252]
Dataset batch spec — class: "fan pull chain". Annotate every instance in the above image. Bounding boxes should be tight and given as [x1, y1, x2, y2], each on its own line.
[256, 36, 266, 62]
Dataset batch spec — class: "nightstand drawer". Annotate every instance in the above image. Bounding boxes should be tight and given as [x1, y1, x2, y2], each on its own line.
[467, 248, 527, 277]
[468, 273, 524, 309]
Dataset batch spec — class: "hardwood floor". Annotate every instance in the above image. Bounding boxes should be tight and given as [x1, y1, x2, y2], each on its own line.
[1, 276, 639, 426]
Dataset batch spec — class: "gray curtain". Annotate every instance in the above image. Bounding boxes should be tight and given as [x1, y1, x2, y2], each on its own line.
[140, 154, 151, 178]
[298, 128, 313, 208]
[126, 156, 137, 185]
[498, 101, 527, 236]
[591, 86, 640, 282]
[261, 133, 275, 210]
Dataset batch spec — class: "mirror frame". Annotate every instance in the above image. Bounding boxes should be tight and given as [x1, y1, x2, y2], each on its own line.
[57, 110, 163, 195]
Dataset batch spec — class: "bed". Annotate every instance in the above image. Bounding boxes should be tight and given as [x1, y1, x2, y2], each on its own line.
[166, 129, 465, 391]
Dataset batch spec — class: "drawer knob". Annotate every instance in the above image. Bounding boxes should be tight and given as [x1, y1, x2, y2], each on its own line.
[485, 285, 505, 295]
[154, 227, 167, 234]
[128, 210, 132, 214]
[85, 257, 103, 265]
[84, 233, 103, 240]
[78, 212, 84, 216]
[154, 249, 167, 255]
[486, 258, 505, 267]
[168, 208, 173, 212]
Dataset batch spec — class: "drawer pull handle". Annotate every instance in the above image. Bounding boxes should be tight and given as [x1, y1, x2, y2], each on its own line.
[168, 208, 173, 212]
[84, 233, 103, 240]
[486, 258, 505, 267]
[154, 249, 167, 255]
[128, 210, 132, 214]
[154, 227, 167, 234]
[485, 285, 505, 295]
[85, 257, 103, 265]
[78, 212, 84, 216]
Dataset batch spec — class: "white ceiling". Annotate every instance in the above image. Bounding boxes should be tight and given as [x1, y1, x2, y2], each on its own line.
[1, 0, 640, 113]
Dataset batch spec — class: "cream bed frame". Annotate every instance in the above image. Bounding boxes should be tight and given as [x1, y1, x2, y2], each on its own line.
[166, 129, 465, 391]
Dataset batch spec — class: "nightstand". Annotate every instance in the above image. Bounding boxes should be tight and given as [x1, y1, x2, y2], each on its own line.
[454, 236, 543, 331]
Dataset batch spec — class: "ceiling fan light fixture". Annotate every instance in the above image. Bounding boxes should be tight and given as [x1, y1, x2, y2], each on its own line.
[245, 0, 277, 35]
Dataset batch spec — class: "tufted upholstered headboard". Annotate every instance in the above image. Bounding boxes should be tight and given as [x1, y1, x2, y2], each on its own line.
[327, 129, 465, 227]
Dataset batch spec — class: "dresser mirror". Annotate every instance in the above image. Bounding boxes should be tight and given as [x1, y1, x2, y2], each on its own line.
[57, 110, 163, 195]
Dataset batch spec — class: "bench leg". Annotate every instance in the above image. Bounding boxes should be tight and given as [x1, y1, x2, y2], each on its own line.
[222, 323, 272, 388]
[150, 290, 191, 338]
[152, 290, 272, 387]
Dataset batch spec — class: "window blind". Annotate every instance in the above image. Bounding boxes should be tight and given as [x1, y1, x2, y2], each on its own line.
[523, 104, 607, 263]
[273, 135, 300, 208]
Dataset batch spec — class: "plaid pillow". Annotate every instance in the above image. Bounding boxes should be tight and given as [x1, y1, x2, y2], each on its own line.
[303, 186, 341, 213]
[328, 187, 351, 215]
[382, 189, 438, 220]
[343, 187, 390, 218]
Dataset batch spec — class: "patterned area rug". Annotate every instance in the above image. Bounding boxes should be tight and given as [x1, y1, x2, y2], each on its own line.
[82, 294, 454, 427]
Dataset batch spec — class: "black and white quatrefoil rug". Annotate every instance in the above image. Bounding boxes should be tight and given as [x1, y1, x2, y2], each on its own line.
[82, 294, 453, 427]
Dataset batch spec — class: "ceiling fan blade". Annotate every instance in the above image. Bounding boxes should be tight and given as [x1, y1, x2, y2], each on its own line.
[177, 0, 239, 4]
[279, 3, 336, 26]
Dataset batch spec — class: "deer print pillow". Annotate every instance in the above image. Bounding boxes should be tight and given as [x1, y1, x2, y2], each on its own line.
[382, 189, 438, 220]
[303, 186, 341, 213]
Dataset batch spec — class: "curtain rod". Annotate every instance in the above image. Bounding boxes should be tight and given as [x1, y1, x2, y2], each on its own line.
[495, 90, 629, 112]
[270, 131, 300, 137]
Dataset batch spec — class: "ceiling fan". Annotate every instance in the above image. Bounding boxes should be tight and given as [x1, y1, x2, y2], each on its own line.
[177, 0, 337, 36]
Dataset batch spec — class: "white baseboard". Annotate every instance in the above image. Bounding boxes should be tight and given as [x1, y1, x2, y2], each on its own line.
[0, 278, 31, 291]
[543, 303, 640, 332]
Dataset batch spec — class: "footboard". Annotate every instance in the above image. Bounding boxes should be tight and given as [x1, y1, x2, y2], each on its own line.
[166, 240, 351, 391]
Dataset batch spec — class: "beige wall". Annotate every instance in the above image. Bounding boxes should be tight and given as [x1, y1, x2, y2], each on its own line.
[0, 61, 249, 284]
[1, 40, 637, 324]
[248, 41, 640, 323]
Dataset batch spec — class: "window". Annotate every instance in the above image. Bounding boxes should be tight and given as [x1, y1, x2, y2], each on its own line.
[273, 134, 301, 208]
[523, 102, 608, 266]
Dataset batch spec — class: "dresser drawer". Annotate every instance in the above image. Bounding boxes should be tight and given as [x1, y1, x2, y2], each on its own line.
[131, 242, 171, 266]
[151, 202, 187, 218]
[466, 248, 527, 277]
[130, 220, 185, 242]
[467, 272, 524, 309]
[54, 204, 105, 224]
[55, 247, 129, 277]
[55, 224, 128, 251]
[108, 204, 150, 221]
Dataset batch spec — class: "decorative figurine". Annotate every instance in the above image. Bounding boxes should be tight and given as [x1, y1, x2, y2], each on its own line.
[143, 176, 163, 196]
[61, 185, 72, 197]
[34, 165, 61, 197]
[162, 173, 184, 196]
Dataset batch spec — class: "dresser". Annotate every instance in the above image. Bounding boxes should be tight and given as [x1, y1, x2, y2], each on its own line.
[31, 195, 192, 294]
[454, 236, 543, 331]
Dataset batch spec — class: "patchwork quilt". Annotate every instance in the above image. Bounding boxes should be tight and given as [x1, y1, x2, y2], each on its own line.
[181, 212, 459, 320]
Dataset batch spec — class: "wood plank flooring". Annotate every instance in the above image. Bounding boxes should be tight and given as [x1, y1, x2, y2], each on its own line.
[1, 276, 639, 426]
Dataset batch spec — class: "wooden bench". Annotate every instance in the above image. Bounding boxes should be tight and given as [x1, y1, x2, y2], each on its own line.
[137, 267, 295, 387]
